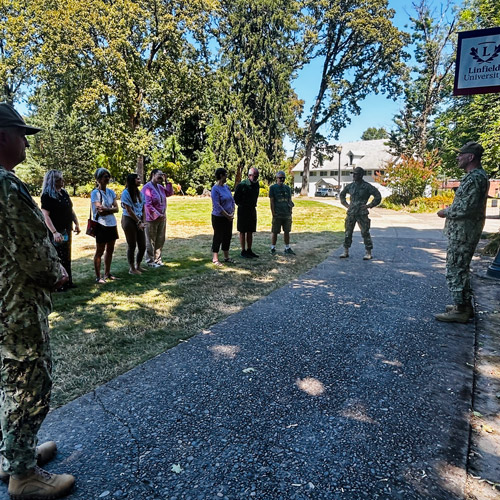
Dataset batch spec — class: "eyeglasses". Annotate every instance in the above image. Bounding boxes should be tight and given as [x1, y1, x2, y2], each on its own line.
[277, 177, 285, 180]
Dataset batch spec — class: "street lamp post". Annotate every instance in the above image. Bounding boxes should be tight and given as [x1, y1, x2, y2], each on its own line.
[337, 145, 342, 191]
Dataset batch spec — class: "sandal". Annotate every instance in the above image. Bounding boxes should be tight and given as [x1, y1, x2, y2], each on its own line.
[95, 277, 106, 284]
[212, 260, 223, 267]
[104, 274, 120, 280]
[224, 258, 235, 263]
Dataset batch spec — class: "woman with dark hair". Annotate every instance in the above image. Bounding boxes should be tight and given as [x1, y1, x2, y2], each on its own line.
[141, 168, 174, 267]
[211, 167, 235, 267]
[41, 170, 80, 290]
[91, 168, 119, 283]
[121, 173, 146, 275]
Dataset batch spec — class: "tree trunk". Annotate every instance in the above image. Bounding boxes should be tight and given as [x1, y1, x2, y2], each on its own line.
[300, 145, 312, 196]
[136, 155, 144, 182]
[235, 160, 245, 187]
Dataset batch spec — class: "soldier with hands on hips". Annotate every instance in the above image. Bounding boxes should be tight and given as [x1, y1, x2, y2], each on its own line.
[339, 166, 381, 260]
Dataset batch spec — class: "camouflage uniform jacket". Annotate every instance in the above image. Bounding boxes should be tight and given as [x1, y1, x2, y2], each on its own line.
[443, 168, 489, 240]
[0, 166, 61, 355]
[340, 180, 382, 215]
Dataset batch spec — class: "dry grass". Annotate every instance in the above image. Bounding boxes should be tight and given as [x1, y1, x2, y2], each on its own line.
[49, 196, 345, 407]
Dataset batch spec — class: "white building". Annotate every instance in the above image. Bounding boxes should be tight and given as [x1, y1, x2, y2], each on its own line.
[292, 139, 396, 197]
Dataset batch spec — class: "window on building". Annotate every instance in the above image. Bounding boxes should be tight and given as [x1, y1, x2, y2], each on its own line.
[341, 170, 350, 176]
[310, 172, 316, 177]
[330, 171, 336, 176]
[320, 171, 327, 176]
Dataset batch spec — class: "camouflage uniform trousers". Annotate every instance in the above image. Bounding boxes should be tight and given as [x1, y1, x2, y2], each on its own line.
[343, 210, 373, 250]
[446, 224, 484, 306]
[0, 306, 52, 475]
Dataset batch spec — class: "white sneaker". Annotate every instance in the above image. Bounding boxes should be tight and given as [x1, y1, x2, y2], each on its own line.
[147, 263, 161, 268]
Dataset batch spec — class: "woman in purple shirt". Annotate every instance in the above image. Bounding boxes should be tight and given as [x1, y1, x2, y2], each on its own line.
[211, 168, 235, 267]
[141, 169, 173, 267]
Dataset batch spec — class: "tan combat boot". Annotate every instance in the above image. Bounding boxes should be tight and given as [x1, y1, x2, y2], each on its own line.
[446, 300, 474, 318]
[8, 466, 74, 499]
[339, 247, 349, 258]
[1, 441, 58, 484]
[363, 249, 372, 260]
[435, 305, 471, 323]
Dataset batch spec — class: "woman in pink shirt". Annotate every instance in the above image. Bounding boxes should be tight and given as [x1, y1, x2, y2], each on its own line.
[141, 169, 173, 267]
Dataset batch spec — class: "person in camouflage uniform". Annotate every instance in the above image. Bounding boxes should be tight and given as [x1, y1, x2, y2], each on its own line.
[0, 103, 75, 497]
[435, 141, 489, 324]
[339, 166, 382, 260]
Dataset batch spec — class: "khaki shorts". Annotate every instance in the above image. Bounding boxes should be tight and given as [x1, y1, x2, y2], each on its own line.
[272, 216, 292, 234]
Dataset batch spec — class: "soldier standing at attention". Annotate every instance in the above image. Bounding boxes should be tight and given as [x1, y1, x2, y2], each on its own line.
[435, 141, 489, 323]
[339, 166, 382, 260]
[0, 103, 75, 498]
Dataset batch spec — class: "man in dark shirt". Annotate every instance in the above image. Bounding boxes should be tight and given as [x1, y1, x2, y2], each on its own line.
[234, 167, 260, 258]
[339, 167, 382, 260]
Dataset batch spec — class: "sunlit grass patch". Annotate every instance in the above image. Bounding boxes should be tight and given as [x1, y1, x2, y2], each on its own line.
[47, 195, 344, 407]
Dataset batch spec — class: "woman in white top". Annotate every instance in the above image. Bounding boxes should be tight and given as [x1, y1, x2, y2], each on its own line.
[91, 168, 119, 283]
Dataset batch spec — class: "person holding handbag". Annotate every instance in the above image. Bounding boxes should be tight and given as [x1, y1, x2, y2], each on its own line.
[91, 168, 119, 283]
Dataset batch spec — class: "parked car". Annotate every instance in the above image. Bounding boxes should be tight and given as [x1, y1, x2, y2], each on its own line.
[315, 188, 339, 198]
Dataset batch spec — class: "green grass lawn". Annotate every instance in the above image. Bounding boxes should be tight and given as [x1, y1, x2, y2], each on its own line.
[49, 196, 345, 407]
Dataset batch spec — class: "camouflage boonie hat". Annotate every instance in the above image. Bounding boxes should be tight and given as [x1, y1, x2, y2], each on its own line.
[0, 103, 41, 135]
[458, 141, 484, 158]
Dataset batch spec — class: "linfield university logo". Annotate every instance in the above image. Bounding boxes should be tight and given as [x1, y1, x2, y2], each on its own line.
[454, 27, 500, 96]
[470, 42, 500, 64]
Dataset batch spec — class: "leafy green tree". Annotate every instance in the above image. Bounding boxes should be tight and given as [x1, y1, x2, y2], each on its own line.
[431, 0, 500, 177]
[27, 91, 96, 194]
[299, 0, 408, 195]
[0, 0, 38, 103]
[361, 127, 388, 140]
[388, 0, 457, 159]
[207, 0, 302, 185]
[25, 0, 216, 181]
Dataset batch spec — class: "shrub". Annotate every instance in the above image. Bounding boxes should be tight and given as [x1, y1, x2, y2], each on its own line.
[185, 187, 197, 196]
[380, 151, 440, 205]
[76, 181, 125, 199]
[380, 191, 455, 213]
[409, 191, 455, 212]
[259, 182, 269, 197]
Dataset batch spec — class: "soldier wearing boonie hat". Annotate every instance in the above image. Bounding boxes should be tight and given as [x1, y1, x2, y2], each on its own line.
[435, 140, 489, 323]
[0, 102, 75, 497]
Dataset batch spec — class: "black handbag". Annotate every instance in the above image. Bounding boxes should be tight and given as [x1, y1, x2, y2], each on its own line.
[86, 191, 101, 237]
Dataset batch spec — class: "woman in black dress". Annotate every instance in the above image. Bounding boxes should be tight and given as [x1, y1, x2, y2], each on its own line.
[41, 170, 80, 290]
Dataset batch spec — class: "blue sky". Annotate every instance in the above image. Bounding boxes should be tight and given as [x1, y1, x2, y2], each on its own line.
[289, 0, 418, 148]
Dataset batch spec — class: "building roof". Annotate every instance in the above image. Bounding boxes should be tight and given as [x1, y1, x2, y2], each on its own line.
[292, 139, 396, 172]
